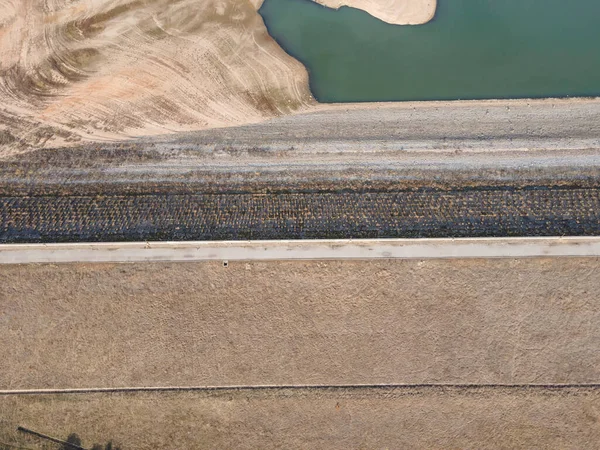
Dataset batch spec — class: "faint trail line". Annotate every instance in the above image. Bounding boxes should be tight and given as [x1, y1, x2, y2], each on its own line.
[2, 384, 600, 396]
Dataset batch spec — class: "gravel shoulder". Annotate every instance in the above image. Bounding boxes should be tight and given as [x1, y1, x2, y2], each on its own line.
[2, 98, 600, 192]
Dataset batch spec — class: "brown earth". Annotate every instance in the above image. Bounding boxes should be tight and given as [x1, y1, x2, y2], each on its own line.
[3, 97, 600, 193]
[2, 387, 600, 449]
[2, 0, 599, 161]
[252, 0, 437, 24]
[0, 0, 436, 156]
[3, 257, 600, 448]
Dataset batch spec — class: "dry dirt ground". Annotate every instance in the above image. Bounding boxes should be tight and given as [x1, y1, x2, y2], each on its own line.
[311, 0, 436, 24]
[2, 258, 600, 389]
[0, 0, 314, 153]
[0, 0, 437, 155]
[2, 0, 598, 159]
[2, 387, 600, 449]
[2, 258, 600, 448]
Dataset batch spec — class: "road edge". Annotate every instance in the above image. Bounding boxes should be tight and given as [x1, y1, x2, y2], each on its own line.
[1, 237, 600, 264]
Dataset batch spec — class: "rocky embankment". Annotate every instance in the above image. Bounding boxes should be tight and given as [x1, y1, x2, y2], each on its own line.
[1, 100, 600, 242]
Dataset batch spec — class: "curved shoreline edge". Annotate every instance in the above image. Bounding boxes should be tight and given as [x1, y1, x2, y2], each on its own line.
[253, 0, 437, 25]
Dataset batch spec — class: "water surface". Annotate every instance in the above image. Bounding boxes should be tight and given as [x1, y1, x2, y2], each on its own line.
[259, 0, 600, 102]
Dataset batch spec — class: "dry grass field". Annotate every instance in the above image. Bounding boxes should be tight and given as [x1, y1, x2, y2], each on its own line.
[311, 0, 436, 24]
[2, 257, 600, 390]
[2, 386, 600, 449]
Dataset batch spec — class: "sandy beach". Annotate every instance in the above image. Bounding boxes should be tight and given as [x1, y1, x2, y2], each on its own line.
[255, 0, 437, 24]
[0, 0, 439, 156]
[0, 0, 314, 154]
[3, 0, 599, 158]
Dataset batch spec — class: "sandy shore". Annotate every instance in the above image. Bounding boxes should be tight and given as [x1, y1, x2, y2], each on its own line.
[253, 0, 437, 25]
[2, 258, 600, 388]
[0, 0, 596, 159]
[0, 0, 444, 157]
[0, 0, 314, 154]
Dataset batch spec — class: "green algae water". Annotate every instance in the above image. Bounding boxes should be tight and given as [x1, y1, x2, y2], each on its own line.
[259, 0, 600, 102]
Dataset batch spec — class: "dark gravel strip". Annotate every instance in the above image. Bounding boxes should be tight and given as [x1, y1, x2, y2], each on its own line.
[1, 187, 599, 243]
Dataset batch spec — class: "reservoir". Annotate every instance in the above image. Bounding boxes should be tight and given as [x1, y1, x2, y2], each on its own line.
[259, 0, 600, 102]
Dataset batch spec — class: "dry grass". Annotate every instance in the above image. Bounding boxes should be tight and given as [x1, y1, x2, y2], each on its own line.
[2, 258, 600, 389]
[1, 387, 600, 449]
[2, 257, 600, 448]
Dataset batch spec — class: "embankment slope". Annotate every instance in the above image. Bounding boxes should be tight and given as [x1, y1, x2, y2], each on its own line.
[0, 0, 313, 154]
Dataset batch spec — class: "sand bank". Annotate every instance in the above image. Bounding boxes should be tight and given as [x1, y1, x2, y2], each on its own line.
[312, 0, 436, 24]
[252, 0, 436, 24]
[3, 387, 600, 449]
[0, 0, 593, 158]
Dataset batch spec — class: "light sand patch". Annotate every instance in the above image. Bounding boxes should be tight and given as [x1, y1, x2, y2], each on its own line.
[311, 0, 437, 24]
[2, 258, 600, 389]
[0, 0, 314, 155]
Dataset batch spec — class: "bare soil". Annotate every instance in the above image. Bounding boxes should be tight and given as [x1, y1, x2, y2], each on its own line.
[1, 386, 600, 449]
[313, 0, 437, 24]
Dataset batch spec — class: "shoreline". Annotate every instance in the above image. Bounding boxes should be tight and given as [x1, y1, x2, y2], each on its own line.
[2, 0, 598, 155]
[3, 95, 600, 159]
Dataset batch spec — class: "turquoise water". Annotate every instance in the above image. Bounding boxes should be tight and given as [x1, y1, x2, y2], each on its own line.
[259, 0, 600, 102]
